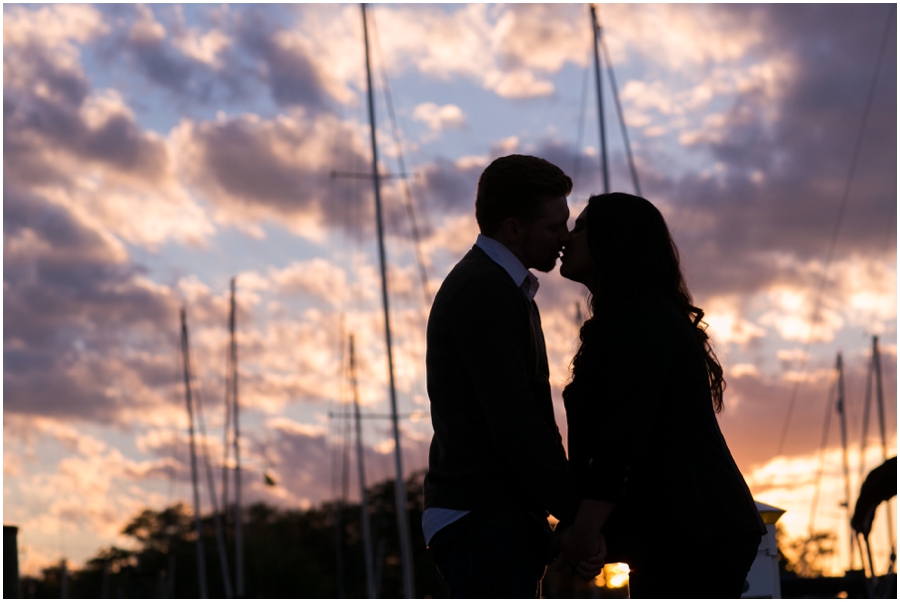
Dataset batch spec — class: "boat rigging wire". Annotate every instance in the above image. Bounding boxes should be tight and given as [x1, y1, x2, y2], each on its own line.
[774, 6, 895, 457]
[808, 374, 837, 535]
[590, 5, 609, 194]
[222, 310, 233, 521]
[169, 337, 185, 506]
[577, 5, 641, 198]
[598, 26, 641, 197]
[180, 309, 209, 599]
[186, 315, 235, 598]
[571, 59, 591, 199]
[370, 9, 433, 308]
[370, 7, 433, 473]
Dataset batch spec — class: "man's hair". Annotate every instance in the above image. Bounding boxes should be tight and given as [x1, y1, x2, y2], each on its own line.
[475, 154, 573, 235]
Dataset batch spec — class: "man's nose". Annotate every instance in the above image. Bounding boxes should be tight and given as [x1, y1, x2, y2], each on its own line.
[560, 228, 573, 245]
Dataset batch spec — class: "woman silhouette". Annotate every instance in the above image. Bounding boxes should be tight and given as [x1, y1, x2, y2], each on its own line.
[558, 193, 766, 598]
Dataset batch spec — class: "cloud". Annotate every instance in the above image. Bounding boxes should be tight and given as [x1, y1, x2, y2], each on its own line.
[412, 102, 466, 131]
[3, 417, 181, 573]
[600, 4, 766, 73]
[171, 111, 418, 241]
[232, 7, 331, 111]
[3, 186, 182, 423]
[3, 4, 109, 50]
[87, 5, 249, 106]
[122, 4, 194, 94]
[635, 7, 897, 322]
[491, 4, 589, 73]
[298, 4, 565, 99]
[4, 5, 215, 250]
[4, 10, 167, 184]
[169, 7, 231, 69]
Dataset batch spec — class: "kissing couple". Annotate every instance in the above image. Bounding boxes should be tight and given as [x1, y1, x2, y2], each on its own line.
[422, 155, 766, 598]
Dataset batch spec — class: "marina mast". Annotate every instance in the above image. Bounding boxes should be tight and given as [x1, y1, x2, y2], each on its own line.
[360, 4, 415, 597]
[230, 279, 245, 598]
[836, 353, 859, 570]
[180, 308, 208, 599]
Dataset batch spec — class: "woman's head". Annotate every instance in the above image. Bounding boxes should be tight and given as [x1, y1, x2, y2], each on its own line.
[563, 192, 726, 412]
[560, 192, 682, 301]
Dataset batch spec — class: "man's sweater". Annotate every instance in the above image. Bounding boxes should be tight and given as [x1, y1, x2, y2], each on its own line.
[423, 244, 579, 525]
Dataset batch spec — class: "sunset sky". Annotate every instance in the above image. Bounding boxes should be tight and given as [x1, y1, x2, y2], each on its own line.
[3, 3, 897, 577]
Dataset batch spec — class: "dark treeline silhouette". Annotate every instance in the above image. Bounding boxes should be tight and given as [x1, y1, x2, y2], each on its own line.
[14, 467, 600, 598]
[18, 471, 841, 598]
[22, 472, 451, 599]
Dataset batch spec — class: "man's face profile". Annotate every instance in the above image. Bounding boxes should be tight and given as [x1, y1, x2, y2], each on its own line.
[519, 195, 571, 273]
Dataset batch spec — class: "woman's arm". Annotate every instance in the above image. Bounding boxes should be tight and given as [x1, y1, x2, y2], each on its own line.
[573, 498, 616, 532]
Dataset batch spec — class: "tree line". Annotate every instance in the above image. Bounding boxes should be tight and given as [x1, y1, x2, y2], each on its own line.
[18, 470, 835, 598]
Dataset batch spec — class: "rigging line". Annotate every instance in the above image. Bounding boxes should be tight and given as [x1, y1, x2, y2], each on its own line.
[572, 57, 591, 199]
[369, 8, 433, 307]
[598, 29, 641, 197]
[331, 314, 347, 496]
[169, 335, 184, 506]
[188, 334, 235, 598]
[370, 7, 431, 481]
[590, 5, 609, 193]
[189, 357, 222, 518]
[774, 10, 894, 457]
[809, 374, 838, 535]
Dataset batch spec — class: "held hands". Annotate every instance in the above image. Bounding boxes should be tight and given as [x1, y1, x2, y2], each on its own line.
[554, 526, 607, 581]
[553, 498, 615, 581]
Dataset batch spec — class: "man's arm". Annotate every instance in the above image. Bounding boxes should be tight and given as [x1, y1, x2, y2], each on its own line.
[451, 278, 578, 524]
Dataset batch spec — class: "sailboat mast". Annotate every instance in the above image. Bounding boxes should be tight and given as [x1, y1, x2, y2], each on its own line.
[222, 333, 232, 523]
[360, 4, 415, 598]
[230, 279, 245, 598]
[181, 308, 209, 599]
[350, 335, 377, 598]
[859, 342, 874, 483]
[590, 4, 609, 193]
[836, 353, 857, 570]
[872, 336, 889, 464]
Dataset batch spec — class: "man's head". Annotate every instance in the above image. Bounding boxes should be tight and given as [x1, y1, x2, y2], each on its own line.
[475, 155, 573, 272]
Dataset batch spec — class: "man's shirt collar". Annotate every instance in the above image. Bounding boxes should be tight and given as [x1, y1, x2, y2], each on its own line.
[475, 234, 539, 301]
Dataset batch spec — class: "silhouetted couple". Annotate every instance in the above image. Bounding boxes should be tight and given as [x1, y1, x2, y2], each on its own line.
[423, 155, 766, 598]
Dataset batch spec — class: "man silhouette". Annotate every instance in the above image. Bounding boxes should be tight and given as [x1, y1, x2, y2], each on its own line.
[423, 155, 580, 598]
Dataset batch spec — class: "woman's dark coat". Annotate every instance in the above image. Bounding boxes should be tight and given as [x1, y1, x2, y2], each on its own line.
[563, 298, 766, 567]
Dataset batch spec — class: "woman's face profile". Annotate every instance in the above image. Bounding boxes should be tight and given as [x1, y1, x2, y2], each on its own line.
[559, 206, 596, 287]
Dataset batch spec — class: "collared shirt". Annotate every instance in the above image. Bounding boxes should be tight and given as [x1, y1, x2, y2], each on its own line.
[474, 233, 539, 300]
[422, 235, 540, 546]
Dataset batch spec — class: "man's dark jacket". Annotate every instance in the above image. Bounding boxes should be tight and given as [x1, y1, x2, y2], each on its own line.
[424, 245, 579, 525]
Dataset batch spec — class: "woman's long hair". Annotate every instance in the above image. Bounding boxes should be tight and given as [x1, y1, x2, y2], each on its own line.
[568, 193, 726, 412]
